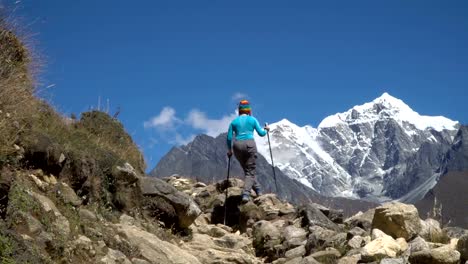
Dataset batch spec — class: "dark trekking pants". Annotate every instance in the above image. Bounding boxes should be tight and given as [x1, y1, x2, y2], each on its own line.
[233, 139, 261, 195]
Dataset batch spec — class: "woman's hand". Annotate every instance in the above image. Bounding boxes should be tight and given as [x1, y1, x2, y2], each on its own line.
[227, 150, 233, 157]
[264, 125, 270, 131]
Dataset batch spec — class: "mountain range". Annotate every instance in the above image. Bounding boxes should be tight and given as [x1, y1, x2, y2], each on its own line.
[151, 93, 467, 226]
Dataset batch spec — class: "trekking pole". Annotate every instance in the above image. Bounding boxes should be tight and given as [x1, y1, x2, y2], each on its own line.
[265, 123, 279, 193]
[223, 155, 231, 226]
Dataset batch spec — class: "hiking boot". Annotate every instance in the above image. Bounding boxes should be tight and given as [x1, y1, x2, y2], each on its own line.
[253, 186, 263, 196]
[241, 193, 250, 203]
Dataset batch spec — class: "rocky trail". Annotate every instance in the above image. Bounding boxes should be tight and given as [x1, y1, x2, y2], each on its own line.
[2, 161, 467, 263]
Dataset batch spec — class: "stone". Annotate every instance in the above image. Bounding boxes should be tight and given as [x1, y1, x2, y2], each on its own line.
[347, 235, 363, 250]
[396, 237, 408, 252]
[56, 182, 82, 206]
[100, 248, 132, 264]
[79, 208, 98, 222]
[308, 248, 341, 263]
[337, 255, 361, 264]
[13, 211, 43, 236]
[371, 228, 387, 240]
[253, 194, 283, 220]
[409, 236, 430, 253]
[444, 227, 468, 239]
[344, 209, 375, 231]
[282, 225, 308, 249]
[409, 245, 461, 264]
[139, 176, 201, 228]
[131, 259, 151, 264]
[252, 220, 282, 260]
[372, 202, 422, 240]
[299, 204, 340, 231]
[347, 226, 367, 239]
[29, 191, 70, 237]
[182, 232, 259, 264]
[116, 222, 201, 264]
[458, 234, 468, 261]
[361, 233, 402, 262]
[380, 258, 406, 264]
[300, 256, 321, 264]
[305, 226, 337, 254]
[284, 245, 306, 259]
[420, 218, 448, 243]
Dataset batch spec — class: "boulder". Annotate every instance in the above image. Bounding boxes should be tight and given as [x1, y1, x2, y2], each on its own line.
[458, 234, 468, 261]
[361, 232, 402, 262]
[347, 235, 363, 250]
[315, 204, 344, 224]
[79, 208, 98, 222]
[116, 222, 201, 264]
[100, 248, 132, 264]
[55, 182, 82, 206]
[420, 218, 448, 243]
[253, 194, 282, 220]
[299, 204, 340, 231]
[347, 226, 367, 239]
[29, 191, 70, 237]
[409, 245, 461, 264]
[284, 245, 306, 259]
[252, 220, 282, 260]
[372, 202, 422, 240]
[409, 236, 430, 253]
[337, 255, 361, 264]
[139, 177, 201, 228]
[305, 226, 337, 254]
[308, 248, 341, 263]
[282, 226, 308, 249]
[444, 227, 468, 239]
[182, 232, 260, 264]
[344, 209, 374, 231]
[380, 258, 406, 264]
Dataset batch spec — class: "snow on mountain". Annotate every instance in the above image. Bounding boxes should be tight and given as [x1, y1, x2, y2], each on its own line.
[256, 92, 459, 201]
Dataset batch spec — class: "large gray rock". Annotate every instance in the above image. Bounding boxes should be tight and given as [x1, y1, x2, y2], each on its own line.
[55, 182, 82, 206]
[345, 209, 375, 231]
[308, 248, 341, 263]
[252, 220, 282, 261]
[420, 218, 448, 243]
[305, 226, 337, 254]
[299, 204, 340, 231]
[282, 226, 307, 249]
[458, 234, 468, 261]
[372, 202, 422, 240]
[409, 245, 461, 264]
[139, 176, 201, 228]
[116, 221, 201, 264]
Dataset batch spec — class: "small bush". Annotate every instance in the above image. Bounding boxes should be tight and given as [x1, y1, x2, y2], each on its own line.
[0, 233, 16, 264]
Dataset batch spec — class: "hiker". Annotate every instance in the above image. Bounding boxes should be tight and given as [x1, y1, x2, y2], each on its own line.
[227, 99, 269, 203]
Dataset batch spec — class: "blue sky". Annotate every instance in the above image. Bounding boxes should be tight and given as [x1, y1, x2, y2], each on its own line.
[7, 0, 468, 170]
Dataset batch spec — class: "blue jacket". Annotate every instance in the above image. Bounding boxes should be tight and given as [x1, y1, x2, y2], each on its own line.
[227, 115, 267, 148]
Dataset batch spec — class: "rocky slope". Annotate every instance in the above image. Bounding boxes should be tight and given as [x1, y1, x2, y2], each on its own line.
[3, 160, 468, 263]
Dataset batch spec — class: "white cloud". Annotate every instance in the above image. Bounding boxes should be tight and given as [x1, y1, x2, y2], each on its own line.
[144, 106, 237, 146]
[144, 107, 179, 129]
[186, 109, 236, 137]
[232, 92, 248, 101]
[171, 133, 196, 145]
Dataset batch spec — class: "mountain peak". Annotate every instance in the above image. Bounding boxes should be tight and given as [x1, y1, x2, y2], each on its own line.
[319, 93, 458, 132]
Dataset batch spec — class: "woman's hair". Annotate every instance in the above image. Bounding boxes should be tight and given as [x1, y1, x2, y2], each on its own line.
[238, 100, 251, 115]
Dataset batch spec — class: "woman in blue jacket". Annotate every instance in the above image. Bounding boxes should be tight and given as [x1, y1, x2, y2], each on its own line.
[227, 100, 269, 203]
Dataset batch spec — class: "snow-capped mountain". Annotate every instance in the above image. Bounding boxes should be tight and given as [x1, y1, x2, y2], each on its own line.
[255, 92, 459, 201]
